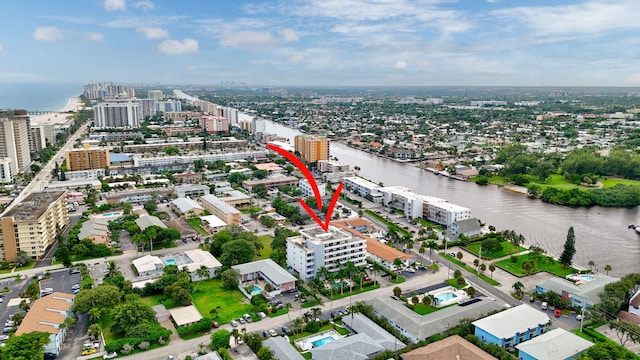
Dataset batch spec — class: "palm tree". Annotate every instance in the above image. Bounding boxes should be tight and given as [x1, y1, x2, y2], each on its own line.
[285, 303, 292, 323]
[372, 262, 384, 285]
[293, 317, 304, 335]
[473, 259, 480, 272]
[588, 260, 595, 272]
[426, 240, 438, 261]
[231, 328, 240, 344]
[489, 264, 496, 279]
[604, 264, 612, 275]
[254, 240, 264, 256]
[512, 281, 524, 297]
[419, 243, 427, 263]
[209, 305, 222, 320]
[192, 265, 210, 293]
[479, 263, 487, 275]
[88, 307, 102, 324]
[393, 258, 403, 280]
[105, 261, 121, 278]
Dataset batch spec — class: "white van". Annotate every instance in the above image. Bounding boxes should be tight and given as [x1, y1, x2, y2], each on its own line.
[541, 302, 548, 310]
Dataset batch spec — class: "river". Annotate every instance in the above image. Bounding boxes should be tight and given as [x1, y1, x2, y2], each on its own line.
[264, 120, 640, 277]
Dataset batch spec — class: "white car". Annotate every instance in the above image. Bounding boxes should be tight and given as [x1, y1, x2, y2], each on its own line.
[268, 329, 277, 337]
[576, 314, 583, 321]
[0, 335, 9, 341]
[103, 352, 118, 359]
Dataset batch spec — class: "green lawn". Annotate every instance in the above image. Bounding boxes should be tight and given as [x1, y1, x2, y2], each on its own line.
[390, 276, 406, 284]
[465, 242, 526, 260]
[191, 278, 253, 324]
[186, 218, 209, 235]
[441, 254, 501, 286]
[495, 253, 578, 277]
[327, 283, 380, 300]
[240, 206, 262, 214]
[601, 178, 640, 188]
[255, 235, 274, 261]
[0, 262, 36, 274]
[364, 210, 410, 236]
[411, 302, 457, 315]
[469, 175, 508, 186]
[142, 294, 179, 309]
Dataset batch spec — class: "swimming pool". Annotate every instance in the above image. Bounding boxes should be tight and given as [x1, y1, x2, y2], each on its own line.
[567, 274, 595, 282]
[165, 259, 177, 266]
[311, 336, 335, 348]
[435, 291, 458, 303]
[250, 285, 262, 296]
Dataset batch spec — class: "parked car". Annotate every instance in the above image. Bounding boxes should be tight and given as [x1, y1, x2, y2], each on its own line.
[529, 295, 535, 303]
[257, 312, 266, 319]
[230, 320, 238, 327]
[541, 302, 548, 310]
[212, 321, 219, 328]
[72, 284, 80, 290]
[81, 348, 97, 356]
[243, 314, 251, 320]
[0, 335, 8, 341]
[238, 318, 245, 324]
[262, 331, 269, 338]
[103, 352, 118, 359]
[268, 329, 277, 337]
[576, 314, 583, 321]
[281, 326, 290, 334]
[554, 309, 562, 317]
[44, 353, 57, 359]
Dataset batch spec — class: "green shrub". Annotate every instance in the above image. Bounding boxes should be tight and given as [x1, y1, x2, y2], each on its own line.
[304, 321, 320, 333]
[177, 318, 212, 337]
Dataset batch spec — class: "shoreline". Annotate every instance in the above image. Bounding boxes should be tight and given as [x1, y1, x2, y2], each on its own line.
[29, 96, 84, 125]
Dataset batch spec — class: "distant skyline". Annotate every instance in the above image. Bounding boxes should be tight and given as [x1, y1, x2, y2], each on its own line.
[1, 0, 640, 86]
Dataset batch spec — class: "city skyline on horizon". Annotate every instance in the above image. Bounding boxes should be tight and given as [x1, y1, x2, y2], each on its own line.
[1, 0, 640, 87]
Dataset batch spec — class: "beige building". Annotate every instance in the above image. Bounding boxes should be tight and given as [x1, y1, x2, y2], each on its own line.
[65, 146, 110, 171]
[197, 194, 241, 226]
[294, 135, 329, 163]
[0, 191, 69, 261]
[0, 110, 32, 174]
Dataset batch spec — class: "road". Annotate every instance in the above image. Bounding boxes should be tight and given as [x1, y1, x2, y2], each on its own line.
[2, 120, 91, 215]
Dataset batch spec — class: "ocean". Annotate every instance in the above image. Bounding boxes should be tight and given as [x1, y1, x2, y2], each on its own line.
[0, 82, 83, 111]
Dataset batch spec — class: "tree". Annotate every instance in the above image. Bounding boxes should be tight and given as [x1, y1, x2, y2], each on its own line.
[257, 347, 276, 360]
[105, 260, 121, 279]
[1, 331, 50, 359]
[559, 226, 576, 268]
[588, 260, 596, 272]
[427, 240, 438, 260]
[14, 251, 32, 267]
[10, 312, 24, 326]
[74, 285, 122, 313]
[210, 329, 230, 350]
[608, 319, 640, 346]
[192, 265, 210, 293]
[604, 264, 612, 275]
[473, 259, 480, 271]
[465, 286, 476, 298]
[456, 276, 466, 287]
[165, 146, 179, 155]
[219, 239, 256, 267]
[110, 298, 156, 335]
[489, 264, 496, 279]
[221, 268, 240, 289]
[479, 263, 487, 274]
[393, 286, 402, 297]
[456, 251, 463, 260]
[512, 281, 524, 296]
[144, 200, 158, 213]
[88, 323, 102, 340]
[252, 183, 268, 198]
[259, 215, 276, 228]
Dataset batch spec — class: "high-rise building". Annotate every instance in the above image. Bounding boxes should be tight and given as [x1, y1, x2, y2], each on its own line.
[0, 110, 32, 174]
[93, 97, 142, 128]
[65, 146, 110, 171]
[0, 158, 12, 183]
[294, 135, 329, 163]
[286, 226, 367, 281]
[155, 100, 182, 113]
[148, 90, 163, 100]
[200, 115, 229, 134]
[137, 98, 156, 119]
[0, 191, 69, 261]
[83, 83, 132, 100]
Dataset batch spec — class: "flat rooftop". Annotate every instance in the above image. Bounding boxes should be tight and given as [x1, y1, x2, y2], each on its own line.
[3, 191, 65, 221]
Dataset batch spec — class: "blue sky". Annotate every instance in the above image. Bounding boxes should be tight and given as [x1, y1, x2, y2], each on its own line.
[1, 0, 639, 86]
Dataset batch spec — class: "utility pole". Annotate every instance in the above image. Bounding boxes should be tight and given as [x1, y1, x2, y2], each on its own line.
[580, 307, 585, 332]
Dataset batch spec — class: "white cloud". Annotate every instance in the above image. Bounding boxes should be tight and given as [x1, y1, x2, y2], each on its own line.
[220, 31, 277, 49]
[32, 26, 64, 41]
[136, 26, 169, 39]
[157, 38, 199, 55]
[87, 32, 104, 41]
[104, 0, 126, 12]
[278, 28, 299, 42]
[134, 0, 154, 10]
[103, 15, 187, 28]
[394, 60, 407, 69]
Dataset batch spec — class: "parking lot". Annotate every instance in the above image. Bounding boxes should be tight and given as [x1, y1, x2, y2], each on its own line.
[39, 268, 83, 295]
[0, 276, 30, 344]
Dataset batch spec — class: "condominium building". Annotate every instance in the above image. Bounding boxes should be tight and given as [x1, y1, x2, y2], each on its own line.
[137, 98, 156, 119]
[197, 194, 241, 226]
[317, 159, 349, 173]
[286, 226, 367, 281]
[148, 90, 164, 100]
[201, 115, 229, 134]
[343, 176, 382, 199]
[242, 174, 299, 192]
[29, 124, 50, 152]
[131, 150, 266, 168]
[294, 135, 329, 163]
[299, 179, 326, 199]
[65, 146, 110, 171]
[93, 96, 142, 128]
[0, 191, 69, 261]
[155, 100, 182, 113]
[83, 82, 131, 100]
[174, 184, 210, 198]
[0, 158, 12, 183]
[0, 110, 32, 174]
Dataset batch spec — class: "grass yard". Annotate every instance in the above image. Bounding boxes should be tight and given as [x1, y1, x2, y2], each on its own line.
[601, 178, 640, 188]
[441, 254, 501, 286]
[465, 242, 526, 260]
[411, 302, 457, 315]
[142, 294, 179, 309]
[255, 235, 274, 261]
[469, 175, 508, 186]
[496, 253, 578, 277]
[186, 218, 209, 235]
[327, 283, 380, 300]
[191, 278, 253, 324]
[390, 276, 406, 284]
[0, 262, 36, 274]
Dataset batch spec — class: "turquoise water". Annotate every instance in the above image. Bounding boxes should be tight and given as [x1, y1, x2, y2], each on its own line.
[311, 337, 335, 348]
[580, 275, 594, 281]
[165, 259, 177, 265]
[435, 291, 458, 303]
[250, 285, 262, 296]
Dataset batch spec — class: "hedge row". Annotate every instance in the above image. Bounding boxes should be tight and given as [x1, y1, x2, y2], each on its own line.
[177, 318, 213, 337]
[104, 328, 172, 353]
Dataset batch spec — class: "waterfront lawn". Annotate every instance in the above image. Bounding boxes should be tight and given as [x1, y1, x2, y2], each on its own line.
[601, 178, 640, 188]
[465, 242, 526, 260]
[191, 279, 253, 324]
[495, 253, 578, 277]
[469, 175, 507, 186]
[142, 294, 179, 309]
[186, 218, 209, 235]
[417, 219, 444, 231]
[254, 235, 274, 261]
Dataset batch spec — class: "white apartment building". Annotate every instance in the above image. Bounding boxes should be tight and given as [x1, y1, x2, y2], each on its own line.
[175, 184, 210, 198]
[148, 90, 163, 100]
[131, 150, 266, 167]
[0, 111, 32, 174]
[0, 158, 12, 183]
[93, 97, 142, 128]
[299, 179, 327, 199]
[342, 176, 382, 199]
[379, 186, 424, 219]
[317, 159, 349, 173]
[64, 168, 107, 181]
[423, 200, 471, 229]
[286, 226, 367, 281]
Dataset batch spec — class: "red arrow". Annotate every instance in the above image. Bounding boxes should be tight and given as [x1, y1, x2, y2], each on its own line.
[266, 144, 343, 232]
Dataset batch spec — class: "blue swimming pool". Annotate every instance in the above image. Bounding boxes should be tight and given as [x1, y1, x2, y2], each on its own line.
[165, 259, 177, 266]
[250, 285, 262, 296]
[311, 336, 335, 348]
[580, 275, 594, 281]
[435, 291, 458, 303]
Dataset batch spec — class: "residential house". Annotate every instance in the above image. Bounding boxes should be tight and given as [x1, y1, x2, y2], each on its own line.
[450, 218, 482, 238]
[14, 292, 75, 356]
[401, 335, 497, 360]
[232, 259, 297, 293]
[220, 190, 251, 206]
[515, 328, 592, 360]
[175, 184, 210, 198]
[331, 218, 374, 234]
[263, 336, 304, 360]
[135, 215, 167, 231]
[132, 255, 164, 277]
[472, 305, 550, 348]
[200, 215, 227, 233]
[77, 219, 110, 245]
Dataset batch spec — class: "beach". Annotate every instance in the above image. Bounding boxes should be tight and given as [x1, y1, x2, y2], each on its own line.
[29, 97, 84, 125]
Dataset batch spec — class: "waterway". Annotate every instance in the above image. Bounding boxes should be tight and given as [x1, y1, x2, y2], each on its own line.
[264, 120, 640, 277]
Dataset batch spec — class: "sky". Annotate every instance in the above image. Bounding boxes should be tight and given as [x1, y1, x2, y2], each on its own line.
[1, 0, 640, 87]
